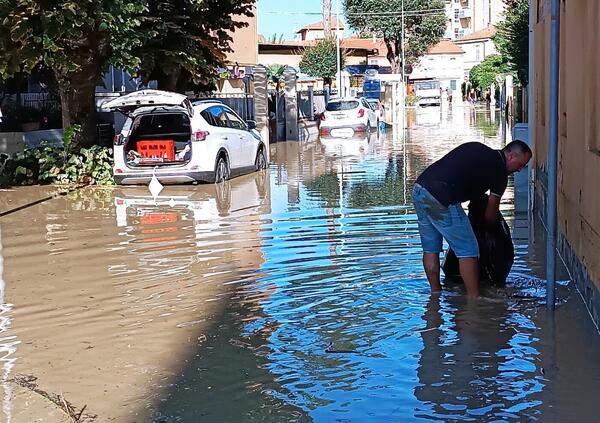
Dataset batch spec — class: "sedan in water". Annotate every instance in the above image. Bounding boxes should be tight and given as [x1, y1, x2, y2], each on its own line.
[319, 97, 378, 138]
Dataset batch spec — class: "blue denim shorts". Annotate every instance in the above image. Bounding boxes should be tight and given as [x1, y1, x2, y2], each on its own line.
[412, 184, 479, 258]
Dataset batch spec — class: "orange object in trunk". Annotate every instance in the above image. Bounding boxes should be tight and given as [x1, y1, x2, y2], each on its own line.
[137, 140, 175, 161]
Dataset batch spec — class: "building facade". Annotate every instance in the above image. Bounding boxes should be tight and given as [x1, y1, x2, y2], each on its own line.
[454, 26, 498, 74]
[532, 0, 600, 324]
[445, 0, 505, 40]
[409, 40, 465, 98]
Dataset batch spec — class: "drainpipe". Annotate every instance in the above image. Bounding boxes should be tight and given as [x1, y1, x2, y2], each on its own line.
[528, 0, 535, 212]
[546, 0, 561, 309]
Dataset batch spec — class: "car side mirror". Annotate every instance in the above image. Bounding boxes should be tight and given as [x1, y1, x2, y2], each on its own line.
[246, 120, 257, 130]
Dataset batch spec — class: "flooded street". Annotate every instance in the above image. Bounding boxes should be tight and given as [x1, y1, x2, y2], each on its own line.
[1, 104, 600, 422]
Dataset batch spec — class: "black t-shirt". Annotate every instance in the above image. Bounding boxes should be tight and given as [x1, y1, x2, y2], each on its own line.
[416, 142, 507, 206]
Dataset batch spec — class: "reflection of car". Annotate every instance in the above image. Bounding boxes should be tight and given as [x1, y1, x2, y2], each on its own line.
[104, 90, 268, 185]
[114, 172, 270, 229]
[319, 131, 379, 159]
[366, 99, 385, 122]
[318, 97, 378, 138]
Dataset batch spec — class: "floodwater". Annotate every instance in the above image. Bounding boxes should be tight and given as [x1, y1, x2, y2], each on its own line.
[1, 104, 600, 422]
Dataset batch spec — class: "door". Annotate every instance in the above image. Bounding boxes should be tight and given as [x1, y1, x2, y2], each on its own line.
[222, 107, 258, 169]
[202, 105, 242, 169]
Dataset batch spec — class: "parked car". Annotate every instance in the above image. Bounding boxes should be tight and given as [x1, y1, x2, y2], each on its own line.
[366, 98, 385, 123]
[414, 80, 441, 107]
[319, 97, 378, 138]
[103, 90, 268, 185]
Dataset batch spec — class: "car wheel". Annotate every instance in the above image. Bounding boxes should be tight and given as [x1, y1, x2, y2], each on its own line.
[214, 156, 230, 183]
[255, 148, 267, 171]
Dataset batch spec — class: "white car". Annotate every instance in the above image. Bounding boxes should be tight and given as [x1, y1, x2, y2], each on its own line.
[104, 90, 268, 185]
[319, 97, 378, 138]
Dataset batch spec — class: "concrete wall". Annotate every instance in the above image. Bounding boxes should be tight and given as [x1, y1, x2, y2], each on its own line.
[226, 6, 258, 65]
[0, 129, 63, 155]
[533, 0, 600, 321]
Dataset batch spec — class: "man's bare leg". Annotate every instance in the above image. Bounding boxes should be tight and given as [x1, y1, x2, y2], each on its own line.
[459, 257, 480, 299]
[423, 253, 442, 293]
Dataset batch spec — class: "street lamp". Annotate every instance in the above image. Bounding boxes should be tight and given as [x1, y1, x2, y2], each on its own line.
[336, 0, 342, 97]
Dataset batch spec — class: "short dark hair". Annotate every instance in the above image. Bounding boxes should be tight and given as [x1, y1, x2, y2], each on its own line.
[503, 140, 532, 156]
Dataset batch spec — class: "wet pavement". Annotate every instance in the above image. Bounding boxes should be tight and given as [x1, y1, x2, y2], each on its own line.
[1, 104, 600, 422]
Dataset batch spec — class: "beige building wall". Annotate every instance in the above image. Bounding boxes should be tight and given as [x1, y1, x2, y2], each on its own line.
[226, 6, 258, 65]
[533, 0, 600, 294]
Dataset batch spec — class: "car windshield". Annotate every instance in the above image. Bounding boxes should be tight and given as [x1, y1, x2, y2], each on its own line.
[326, 100, 359, 111]
[416, 81, 439, 90]
[367, 100, 379, 107]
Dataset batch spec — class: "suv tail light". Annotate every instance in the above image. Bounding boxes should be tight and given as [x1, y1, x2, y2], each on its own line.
[113, 134, 124, 145]
[357, 108, 365, 118]
[320, 112, 326, 121]
[193, 130, 209, 141]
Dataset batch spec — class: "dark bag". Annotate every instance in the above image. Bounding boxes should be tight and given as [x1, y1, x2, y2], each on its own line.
[442, 194, 514, 286]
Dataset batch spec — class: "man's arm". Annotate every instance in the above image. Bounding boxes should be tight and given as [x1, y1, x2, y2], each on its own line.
[485, 194, 501, 227]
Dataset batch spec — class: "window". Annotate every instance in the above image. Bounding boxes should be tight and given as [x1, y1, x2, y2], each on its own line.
[454, 28, 460, 38]
[454, 9, 460, 21]
[224, 109, 247, 130]
[202, 106, 229, 128]
[475, 45, 481, 61]
[326, 100, 359, 111]
[450, 80, 457, 90]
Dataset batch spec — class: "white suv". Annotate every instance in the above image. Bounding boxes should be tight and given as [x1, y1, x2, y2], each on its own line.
[104, 90, 268, 185]
[318, 97, 378, 138]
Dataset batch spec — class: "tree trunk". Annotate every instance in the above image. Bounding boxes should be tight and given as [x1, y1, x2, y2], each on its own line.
[384, 37, 401, 74]
[58, 60, 103, 149]
[323, 0, 332, 38]
[58, 32, 109, 149]
[157, 67, 182, 92]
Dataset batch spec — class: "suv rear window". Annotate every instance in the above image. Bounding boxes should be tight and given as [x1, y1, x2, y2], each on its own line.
[326, 101, 359, 111]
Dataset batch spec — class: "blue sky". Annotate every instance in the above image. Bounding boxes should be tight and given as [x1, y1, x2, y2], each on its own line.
[257, 0, 347, 40]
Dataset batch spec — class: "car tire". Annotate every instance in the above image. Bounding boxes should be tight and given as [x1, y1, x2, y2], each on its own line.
[214, 155, 230, 183]
[255, 148, 267, 171]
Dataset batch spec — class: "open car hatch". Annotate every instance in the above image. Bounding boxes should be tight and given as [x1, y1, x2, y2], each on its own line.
[102, 90, 190, 115]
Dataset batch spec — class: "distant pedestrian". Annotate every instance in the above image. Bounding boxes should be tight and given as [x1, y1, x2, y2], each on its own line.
[412, 140, 532, 298]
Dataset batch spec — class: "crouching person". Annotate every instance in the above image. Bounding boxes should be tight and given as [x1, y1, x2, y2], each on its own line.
[412, 141, 532, 298]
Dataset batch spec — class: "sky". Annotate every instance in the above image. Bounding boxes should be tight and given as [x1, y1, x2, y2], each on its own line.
[257, 0, 348, 40]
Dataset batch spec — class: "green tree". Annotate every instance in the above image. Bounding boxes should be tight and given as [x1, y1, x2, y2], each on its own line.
[493, 0, 529, 85]
[469, 54, 510, 91]
[0, 0, 146, 147]
[344, 0, 447, 74]
[135, 0, 255, 92]
[299, 38, 344, 85]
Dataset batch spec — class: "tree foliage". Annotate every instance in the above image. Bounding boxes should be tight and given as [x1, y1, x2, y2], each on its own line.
[0, 0, 146, 147]
[135, 0, 254, 92]
[0, 0, 255, 147]
[344, 0, 447, 74]
[493, 0, 529, 85]
[299, 38, 344, 84]
[469, 54, 510, 91]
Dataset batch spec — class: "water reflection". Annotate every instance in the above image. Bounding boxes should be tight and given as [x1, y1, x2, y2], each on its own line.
[1, 107, 599, 421]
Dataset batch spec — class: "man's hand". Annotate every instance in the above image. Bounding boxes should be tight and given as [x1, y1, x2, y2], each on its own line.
[484, 194, 501, 228]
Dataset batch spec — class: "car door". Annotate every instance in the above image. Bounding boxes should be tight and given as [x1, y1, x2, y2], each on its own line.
[222, 107, 257, 169]
[361, 98, 377, 126]
[203, 105, 242, 169]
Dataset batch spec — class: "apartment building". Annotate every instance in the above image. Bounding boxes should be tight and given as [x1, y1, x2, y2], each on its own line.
[444, 0, 505, 40]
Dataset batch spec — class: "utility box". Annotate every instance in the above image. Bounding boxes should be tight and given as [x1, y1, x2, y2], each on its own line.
[512, 123, 530, 212]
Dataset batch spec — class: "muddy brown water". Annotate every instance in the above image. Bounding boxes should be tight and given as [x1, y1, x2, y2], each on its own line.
[1, 105, 600, 422]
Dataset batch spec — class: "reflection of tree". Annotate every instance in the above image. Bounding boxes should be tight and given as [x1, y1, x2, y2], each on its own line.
[474, 110, 500, 139]
[303, 172, 340, 207]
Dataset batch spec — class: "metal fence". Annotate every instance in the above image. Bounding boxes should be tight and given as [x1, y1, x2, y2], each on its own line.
[193, 93, 255, 121]
[19, 93, 60, 110]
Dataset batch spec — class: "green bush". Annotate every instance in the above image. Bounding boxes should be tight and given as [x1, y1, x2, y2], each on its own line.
[406, 95, 420, 106]
[0, 125, 114, 186]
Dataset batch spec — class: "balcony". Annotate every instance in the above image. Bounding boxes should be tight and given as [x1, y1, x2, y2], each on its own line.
[459, 8, 472, 18]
